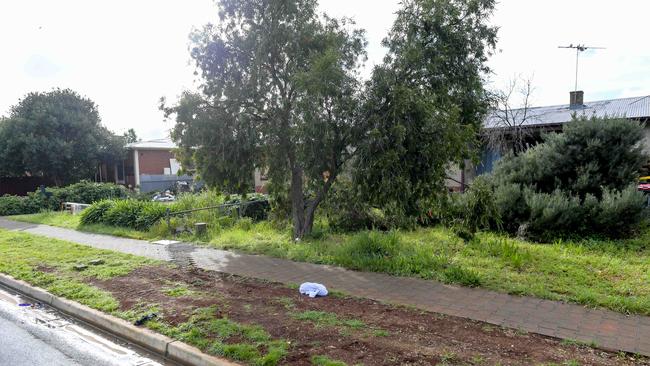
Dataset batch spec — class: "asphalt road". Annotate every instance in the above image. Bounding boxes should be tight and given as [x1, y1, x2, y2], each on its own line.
[0, 313, 81, 366]
[0, 286, 164, 366]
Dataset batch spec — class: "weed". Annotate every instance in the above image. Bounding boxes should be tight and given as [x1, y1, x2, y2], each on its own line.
[292, 310, 365, 330]
[372, 329, 390, 337]
[311, 355, 347, 366]
[162, 284, 192, 297]
[440, 350, 457, 362]
[274, 296, 295, 309]
[443, 265, 481, 287]
[471, 355, 485, 364]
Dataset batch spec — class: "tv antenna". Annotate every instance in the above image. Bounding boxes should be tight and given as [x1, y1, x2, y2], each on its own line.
[558, 44, 606, 92]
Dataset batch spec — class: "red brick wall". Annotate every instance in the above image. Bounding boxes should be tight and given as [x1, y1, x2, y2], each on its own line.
[137, 150, 173, 175]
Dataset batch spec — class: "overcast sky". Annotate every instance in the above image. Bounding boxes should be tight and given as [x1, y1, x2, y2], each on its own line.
[1, 0, 649, 139]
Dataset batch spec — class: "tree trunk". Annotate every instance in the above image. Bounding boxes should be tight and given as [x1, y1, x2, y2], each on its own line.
[290, 165, 306, 239]
[302, 202, 317, 237]
[290, 164, 336, 239]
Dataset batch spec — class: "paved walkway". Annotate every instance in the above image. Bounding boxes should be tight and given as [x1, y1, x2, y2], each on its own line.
[1, 218, 649, 356]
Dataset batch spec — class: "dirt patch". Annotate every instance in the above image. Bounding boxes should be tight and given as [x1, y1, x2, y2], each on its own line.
[90, 265, 647, 366]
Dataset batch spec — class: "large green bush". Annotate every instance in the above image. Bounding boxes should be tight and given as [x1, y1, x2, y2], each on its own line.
[325, 179, 416, 232]
[82, 199, 170, 230]
[51, 181, 127, 204]
[79, 200, 116, 225]
[103, 200, 147, 228]
[0, 195, 39, 216]
[0, 181, 127, 217]
[490, 117, 648, 240]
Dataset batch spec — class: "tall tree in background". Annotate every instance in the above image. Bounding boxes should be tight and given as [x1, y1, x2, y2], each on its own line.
[0, 89, 119, 186]
[354, 0, 498, 218]
[166, 0, 367, 238]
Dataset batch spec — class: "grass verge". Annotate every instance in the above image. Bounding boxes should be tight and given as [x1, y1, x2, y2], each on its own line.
[9, 212, 650, 315]
[0, 228, 290, 365]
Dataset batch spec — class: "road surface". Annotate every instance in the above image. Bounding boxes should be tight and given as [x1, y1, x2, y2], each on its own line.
[0, 285, 167, 366]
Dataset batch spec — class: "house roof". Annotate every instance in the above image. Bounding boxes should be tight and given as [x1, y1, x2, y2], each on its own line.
[126, 138, 177, 150]
[485, 95, 650, 129]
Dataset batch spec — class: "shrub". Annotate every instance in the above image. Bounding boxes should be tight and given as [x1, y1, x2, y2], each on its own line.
[104, 200, 147, 228]
[134, 202, 169, 230]
[0, 191, 60, 216]
[492, 116, 647, 198]
[596, 185, 648, 237]
[80, 200, 116, 225]
[52, 181, 127, 204]
[325, 179, 416, 232]
[493, 183, 528, 233]
[0, 181, 127, 217]
[459, 176, 501, 234]
[489, 117, 649, 241]
[0, 195, 37, 216]
[425, 177, 500, 240]
[224, 193, 270, 221]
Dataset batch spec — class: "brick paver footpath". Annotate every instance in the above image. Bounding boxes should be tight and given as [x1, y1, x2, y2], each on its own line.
[1, 217, 648, 356]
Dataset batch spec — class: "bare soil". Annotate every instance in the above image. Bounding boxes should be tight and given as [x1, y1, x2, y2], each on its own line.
[89, 265, 647, 366]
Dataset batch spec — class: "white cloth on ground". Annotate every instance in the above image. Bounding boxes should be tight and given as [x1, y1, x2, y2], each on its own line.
[299, 282, 328, 298]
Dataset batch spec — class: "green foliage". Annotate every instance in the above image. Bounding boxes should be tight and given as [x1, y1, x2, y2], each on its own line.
[0, 181, 127, 217]
[224, 193, 270, 222]
[135, 203, 169, 231]
[443, 265, 481, 287]
[80, 200, 116, 225]
[334, 231, 449, 278]
[292, 310, 365, 330]
[52, 180, 127, 204]
[14, 211, 650, 315]
[422, 177, 500, 240]
[159, 307, 287, 365]
[0, 229, 155, 312]
[165, 0, 368, 237]
[102, 200, 168, 230]
[0, 89, 126, 185]
[493, 116, 647, 198]
[491, 117, 648, 240]
[462, 177, 501, 233]
[311, 355, 347, 366]
[325, 178, 416, 232]
[353, 0, 497, 218]
[0, 194, 43, 216]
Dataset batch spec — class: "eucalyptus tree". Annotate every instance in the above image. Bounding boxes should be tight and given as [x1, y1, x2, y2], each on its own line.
[354, 0, 498, 219]
[166, 0, 367, 238]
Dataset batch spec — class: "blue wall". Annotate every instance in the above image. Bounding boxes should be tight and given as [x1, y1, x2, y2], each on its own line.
[139, 174, 196, 193]
[475, 148, 501, 176]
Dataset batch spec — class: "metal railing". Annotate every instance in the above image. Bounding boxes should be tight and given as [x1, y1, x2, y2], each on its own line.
[164, 200, 269, 235]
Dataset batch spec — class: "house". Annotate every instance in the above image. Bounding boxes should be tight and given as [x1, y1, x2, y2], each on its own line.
[124, 138, 195, 192]
[446, 91, 650, 191]
[96, 138, 193, 193]
[99, 137, 269, 193]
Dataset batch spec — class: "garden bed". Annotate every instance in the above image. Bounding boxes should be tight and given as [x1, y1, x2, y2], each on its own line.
[0, 228, 645, 366]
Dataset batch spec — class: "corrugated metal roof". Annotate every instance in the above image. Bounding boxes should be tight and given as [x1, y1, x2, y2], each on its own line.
[126, 138, 176, 150]
[485, 95, 650, 128]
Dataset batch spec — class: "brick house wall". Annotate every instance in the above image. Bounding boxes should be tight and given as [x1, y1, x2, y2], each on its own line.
[137, 150, 173, 175]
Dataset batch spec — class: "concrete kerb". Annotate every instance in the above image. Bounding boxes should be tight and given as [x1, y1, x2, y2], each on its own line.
[0, 273, 239, 366]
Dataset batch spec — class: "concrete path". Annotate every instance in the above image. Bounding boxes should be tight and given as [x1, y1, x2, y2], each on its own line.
[1, 217, 649, 356]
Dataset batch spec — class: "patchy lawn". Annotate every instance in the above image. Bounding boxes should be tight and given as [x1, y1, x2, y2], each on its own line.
[10, 212, 650, 315]
[0, 228, 645, 366]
